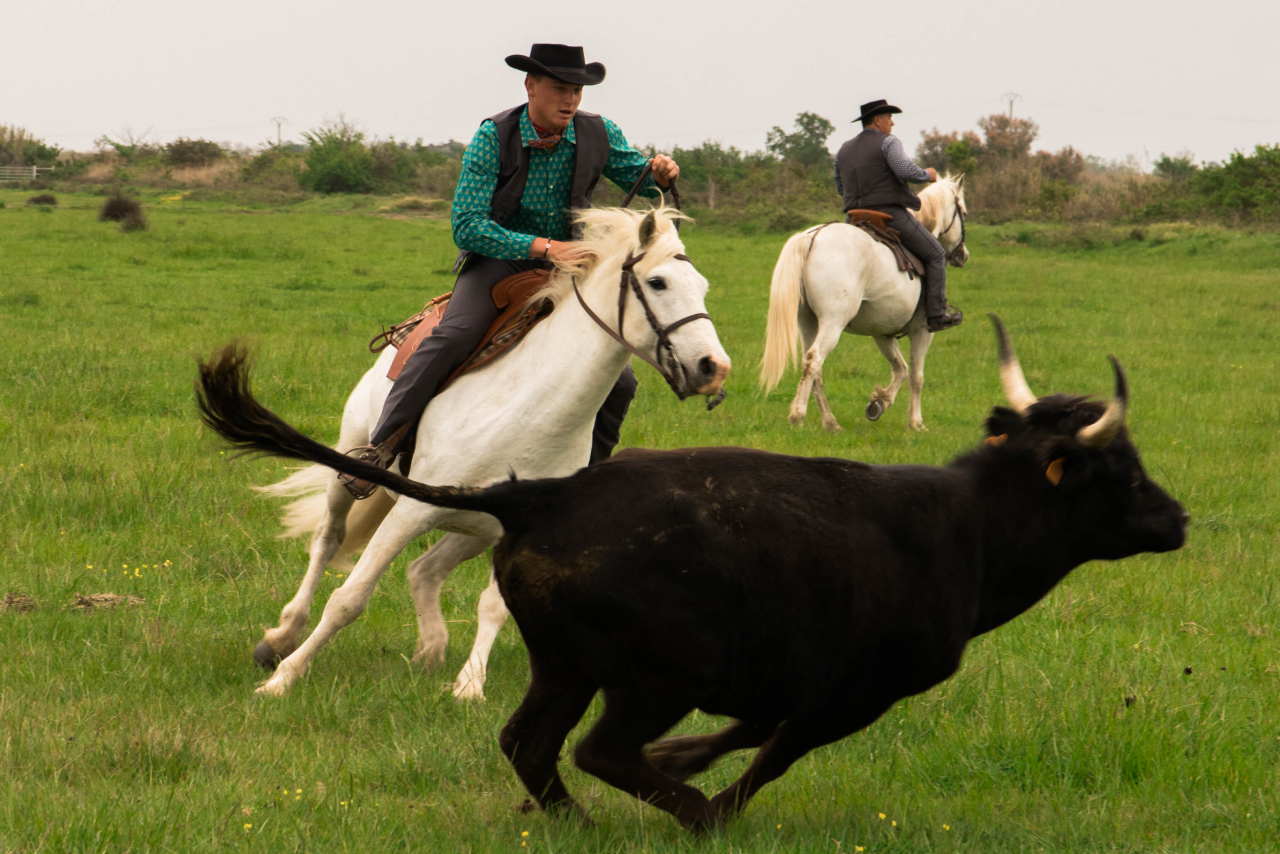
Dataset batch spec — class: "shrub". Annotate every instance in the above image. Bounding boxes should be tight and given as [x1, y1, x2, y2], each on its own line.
[166, 137, 225, 168]
[26, 194, 57, 206]
[301, 119, 373, 194]
[766, 112, 835, 168]
[119, 209, 148, 232]
[241, 145, 305, 190]
[100, 192, 142, 222]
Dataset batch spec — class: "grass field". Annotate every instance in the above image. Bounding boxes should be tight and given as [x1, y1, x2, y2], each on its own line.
[1, 188, 1277, 853]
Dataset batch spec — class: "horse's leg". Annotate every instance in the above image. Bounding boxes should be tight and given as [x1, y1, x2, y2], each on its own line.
[786, 305, 819, 426]
[866, 335, 910, 423]
[811, 375, 842, 433]
[452, 568, 510, 700]
[904, 324, 935, 432]
[257, 502, 441, 697]
[790, 319, 844, 431]
[406, 533, 492, 668]
[256, 477, 356, 669]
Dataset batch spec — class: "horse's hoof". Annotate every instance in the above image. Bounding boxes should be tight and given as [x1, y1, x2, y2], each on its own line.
[253, 640, 282, 670]
[823, 421, 844, 433]
[866, 400, 885, 421]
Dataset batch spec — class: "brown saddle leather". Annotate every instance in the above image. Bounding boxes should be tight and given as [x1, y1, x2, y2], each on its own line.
[844, 209, 926, 279]
[369, 268, 554, 385]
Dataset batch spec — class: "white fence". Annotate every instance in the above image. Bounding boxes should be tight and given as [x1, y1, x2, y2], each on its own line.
[0, 165, 55, 182]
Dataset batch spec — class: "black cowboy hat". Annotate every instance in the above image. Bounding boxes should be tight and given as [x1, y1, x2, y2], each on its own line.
[505, 44, 606, 86]
[854, 99, 903, 123]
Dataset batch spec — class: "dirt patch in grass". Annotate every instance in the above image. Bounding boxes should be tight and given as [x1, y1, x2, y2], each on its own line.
[2, 592, 37, 613]
[69, 593, 145, 612]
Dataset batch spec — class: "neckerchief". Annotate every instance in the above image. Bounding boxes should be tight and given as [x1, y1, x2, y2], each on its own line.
[528, 119, 565, 151]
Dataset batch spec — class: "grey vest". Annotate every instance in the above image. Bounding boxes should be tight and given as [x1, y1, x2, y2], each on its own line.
[454, 105, 610, 270]
[836, 129, 921, 212]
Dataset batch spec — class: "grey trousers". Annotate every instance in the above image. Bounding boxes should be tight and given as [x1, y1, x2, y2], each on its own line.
[867, 204, 948, 319]
[370, 254, 638, 465]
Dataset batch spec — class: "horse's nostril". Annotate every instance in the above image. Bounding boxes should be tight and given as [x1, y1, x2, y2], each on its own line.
[698, 356, 715, 379]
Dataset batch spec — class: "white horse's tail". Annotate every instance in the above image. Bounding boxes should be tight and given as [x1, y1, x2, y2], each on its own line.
[256, 465, 394, 566]
[760, 230, 814, 393]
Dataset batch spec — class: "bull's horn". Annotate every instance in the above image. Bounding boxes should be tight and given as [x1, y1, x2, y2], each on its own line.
[1077, 356, 1128, 449]
[988, 314, 1037, 413]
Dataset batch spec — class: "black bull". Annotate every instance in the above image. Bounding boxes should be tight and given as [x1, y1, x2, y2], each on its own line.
[196, 319, 1187, 832]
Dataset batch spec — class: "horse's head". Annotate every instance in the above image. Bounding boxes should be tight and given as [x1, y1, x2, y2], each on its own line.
[566, 204, 731, 405]
[925, 175, 969, 268]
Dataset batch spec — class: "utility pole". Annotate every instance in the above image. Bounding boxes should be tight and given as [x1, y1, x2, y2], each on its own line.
[271, 117, 288, 145]
[1001, 93, 1021, 119]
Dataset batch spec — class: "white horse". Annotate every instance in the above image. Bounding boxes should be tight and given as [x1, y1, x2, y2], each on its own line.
[242, 204, 731, 699]
[759, 176, 968, 432]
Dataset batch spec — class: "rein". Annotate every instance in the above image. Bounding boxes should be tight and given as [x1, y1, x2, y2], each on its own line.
[941, 191, 967, 265]
[570, 163, 725, 410]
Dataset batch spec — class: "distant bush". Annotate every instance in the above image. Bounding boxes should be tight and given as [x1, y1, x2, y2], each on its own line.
[100, 192, 142, 222]
[166, 137, 225, 168]
[301, 119, 374, 194]
[242, 145, 305, 190]
[27, 194, 57, 206]
[119, 209, 148, 232]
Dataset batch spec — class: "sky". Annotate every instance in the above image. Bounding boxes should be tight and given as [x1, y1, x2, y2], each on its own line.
[6, 0, 1279, 169]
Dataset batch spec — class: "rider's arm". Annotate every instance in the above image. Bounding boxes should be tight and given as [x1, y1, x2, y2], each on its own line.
[882, 135, 932, 183]
[450, 121, 537, 260]
[601, 118, 662, 199]
[834, 154, 844, 197]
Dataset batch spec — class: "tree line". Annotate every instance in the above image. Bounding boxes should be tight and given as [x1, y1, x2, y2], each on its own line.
[4, 114, 1276, 226]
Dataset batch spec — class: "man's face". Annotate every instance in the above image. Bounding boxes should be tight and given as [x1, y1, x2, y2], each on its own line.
[526, 75, 584, 129]
[871, 113, 895, 134]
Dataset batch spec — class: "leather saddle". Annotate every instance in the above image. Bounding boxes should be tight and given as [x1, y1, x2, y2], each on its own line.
[845, 209, 926, 279]
[368, 268, 554, 387]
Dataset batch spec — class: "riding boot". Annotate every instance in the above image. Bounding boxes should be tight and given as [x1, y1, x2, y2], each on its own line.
[590, 365, 639, 464]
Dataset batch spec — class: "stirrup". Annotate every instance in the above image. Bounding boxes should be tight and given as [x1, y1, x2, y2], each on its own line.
[337, 445, 387, 500]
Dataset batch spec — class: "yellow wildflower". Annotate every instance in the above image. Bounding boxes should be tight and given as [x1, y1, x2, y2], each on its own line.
[878, 812, 886, 820]
[243, 823, 252, 831]
[891, 820, 897, 827]
[944, 824, 951, 830]
[521, 831, 529, 837]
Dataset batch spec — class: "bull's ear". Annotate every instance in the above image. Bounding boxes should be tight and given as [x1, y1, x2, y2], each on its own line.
[638, 210, 658, 249]
[1045, 457, 1065, 486]
[985, 406, 1025, 439]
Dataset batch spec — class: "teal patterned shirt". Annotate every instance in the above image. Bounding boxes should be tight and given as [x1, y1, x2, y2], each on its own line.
[451, 106, 661, 259]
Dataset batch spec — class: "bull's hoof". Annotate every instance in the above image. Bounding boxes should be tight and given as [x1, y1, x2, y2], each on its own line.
[866, 400, 885, 422]
[253, 640, 283, 670]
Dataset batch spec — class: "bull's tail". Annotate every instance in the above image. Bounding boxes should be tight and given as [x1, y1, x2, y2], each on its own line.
[195, 344, 500, 518]
[759, 230, 812, 393]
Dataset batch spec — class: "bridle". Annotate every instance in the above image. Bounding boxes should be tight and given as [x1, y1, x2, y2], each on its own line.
[941, 189, 968, 267]
[570, 162, 725, 409]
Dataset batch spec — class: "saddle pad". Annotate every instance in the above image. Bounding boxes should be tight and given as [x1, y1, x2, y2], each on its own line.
[377, 268, 554, 383]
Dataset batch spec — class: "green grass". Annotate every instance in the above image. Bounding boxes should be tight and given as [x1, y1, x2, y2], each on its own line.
[1, 190, 1277, 853]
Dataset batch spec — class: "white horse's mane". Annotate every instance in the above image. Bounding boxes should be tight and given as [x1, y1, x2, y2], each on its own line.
[533, 203, 688, 307]
[917, 173, 966, 231]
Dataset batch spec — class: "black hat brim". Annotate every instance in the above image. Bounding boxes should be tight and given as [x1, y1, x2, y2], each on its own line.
[853, 103, 903, 123]
[505, 55, 606, 86]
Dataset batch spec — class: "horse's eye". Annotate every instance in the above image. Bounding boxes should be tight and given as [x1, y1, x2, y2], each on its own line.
[646, 277, 667, 291]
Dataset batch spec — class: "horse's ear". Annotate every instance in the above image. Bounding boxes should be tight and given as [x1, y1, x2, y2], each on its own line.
[955, 173, 965, 189]
[638, 210, 658, 249]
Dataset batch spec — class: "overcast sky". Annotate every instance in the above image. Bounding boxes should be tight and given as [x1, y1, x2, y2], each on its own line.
[6, 0, 1279, 168]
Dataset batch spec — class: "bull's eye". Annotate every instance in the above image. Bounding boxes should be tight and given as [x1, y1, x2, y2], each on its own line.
[646, 277, 667, 291]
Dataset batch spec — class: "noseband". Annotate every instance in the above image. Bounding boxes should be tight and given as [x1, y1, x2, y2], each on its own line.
[942, 192, 967, 266]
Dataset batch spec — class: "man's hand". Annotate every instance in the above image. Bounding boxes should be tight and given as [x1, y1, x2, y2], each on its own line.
[545, 240, 595, 265]
[650, 155, 680, 188]
[925, 167, 939, 183]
